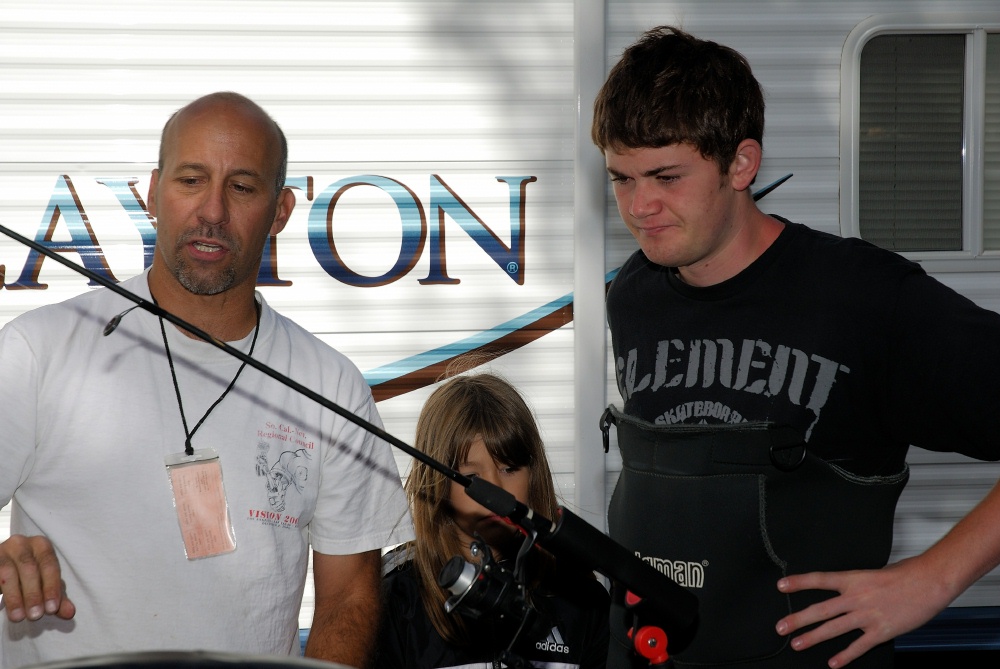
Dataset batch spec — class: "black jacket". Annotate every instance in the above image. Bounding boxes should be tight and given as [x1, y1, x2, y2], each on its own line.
[375, 559, 610, 669]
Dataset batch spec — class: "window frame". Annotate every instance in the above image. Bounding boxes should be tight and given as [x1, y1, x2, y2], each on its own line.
[840, 13, 1000, 272]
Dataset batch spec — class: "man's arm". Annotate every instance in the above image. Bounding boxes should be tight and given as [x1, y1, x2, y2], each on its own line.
[0, 534, 75, 622]
[775, 478, 1000, 668]
[304, 549, 381, 668]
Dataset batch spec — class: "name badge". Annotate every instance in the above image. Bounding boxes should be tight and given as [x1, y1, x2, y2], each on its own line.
[165, 448, 237, 560]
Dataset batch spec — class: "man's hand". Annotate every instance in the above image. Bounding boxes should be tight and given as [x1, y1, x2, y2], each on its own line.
[0, 535, 75, 622]
[774, 556, 950, 668]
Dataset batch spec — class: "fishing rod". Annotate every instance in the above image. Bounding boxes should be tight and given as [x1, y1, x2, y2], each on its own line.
[0, 221, 699, 651]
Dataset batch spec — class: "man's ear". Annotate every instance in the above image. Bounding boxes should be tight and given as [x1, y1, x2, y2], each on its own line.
[729, 139, 762, 192]
[147, 169, 160, 218]
[269, 187, 296, 236]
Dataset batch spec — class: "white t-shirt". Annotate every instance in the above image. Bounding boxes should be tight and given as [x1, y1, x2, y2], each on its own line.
[0, 271, 414, 667]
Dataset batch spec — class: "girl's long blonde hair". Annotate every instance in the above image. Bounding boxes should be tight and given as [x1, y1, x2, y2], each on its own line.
[403, 373, 558, 645]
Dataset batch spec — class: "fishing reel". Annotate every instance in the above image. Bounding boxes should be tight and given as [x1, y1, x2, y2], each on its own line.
[437, 532, 542, 668]
[438, 539, 529, 624]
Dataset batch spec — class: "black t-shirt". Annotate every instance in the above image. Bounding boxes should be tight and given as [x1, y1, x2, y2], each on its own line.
[375, 560, 610, 669]
[607, 219, 1000, 476]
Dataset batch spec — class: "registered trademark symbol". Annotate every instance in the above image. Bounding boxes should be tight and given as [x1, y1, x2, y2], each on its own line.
[506, 262, 519, 274]
[702, 560, 709, 567]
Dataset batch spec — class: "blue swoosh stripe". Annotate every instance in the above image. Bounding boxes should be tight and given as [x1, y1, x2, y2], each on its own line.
[364, 268, 621, 388]
[364, 292, 573, 386]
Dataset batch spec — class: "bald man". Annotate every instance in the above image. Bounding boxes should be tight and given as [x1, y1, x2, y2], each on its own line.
[0, 92, 413, 668]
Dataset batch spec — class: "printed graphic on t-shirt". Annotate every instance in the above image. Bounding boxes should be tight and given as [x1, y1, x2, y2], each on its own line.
[255, 443, 312, 513]
[617, 336, 850, 439]
[249, 420, 317, 528]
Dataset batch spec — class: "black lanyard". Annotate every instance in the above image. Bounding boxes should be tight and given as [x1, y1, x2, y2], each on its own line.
[156, 297, 261, 456]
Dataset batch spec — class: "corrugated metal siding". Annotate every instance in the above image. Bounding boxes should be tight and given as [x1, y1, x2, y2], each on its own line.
[602, 0, 1000, 608]
[0, 0, 577, 631]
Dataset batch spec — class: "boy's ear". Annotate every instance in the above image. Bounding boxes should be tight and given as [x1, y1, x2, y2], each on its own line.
[729, 139, 762, 192]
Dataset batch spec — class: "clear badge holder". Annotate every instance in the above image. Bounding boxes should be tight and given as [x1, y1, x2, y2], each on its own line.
[164, 448, 237, 560]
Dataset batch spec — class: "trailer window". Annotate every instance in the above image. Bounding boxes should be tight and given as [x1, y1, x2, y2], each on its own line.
[843, 22, 1000, 269]
[858, 34, 965, 252]
[985, 34, 1000, 249]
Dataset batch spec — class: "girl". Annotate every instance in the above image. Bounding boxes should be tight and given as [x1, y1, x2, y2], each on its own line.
[375, 373, 610, 668]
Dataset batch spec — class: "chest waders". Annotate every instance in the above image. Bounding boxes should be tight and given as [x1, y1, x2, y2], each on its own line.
[601, 406, 908, 668]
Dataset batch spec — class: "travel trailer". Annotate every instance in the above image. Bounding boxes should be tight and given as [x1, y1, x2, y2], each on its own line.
[1, 0, 999, 656]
